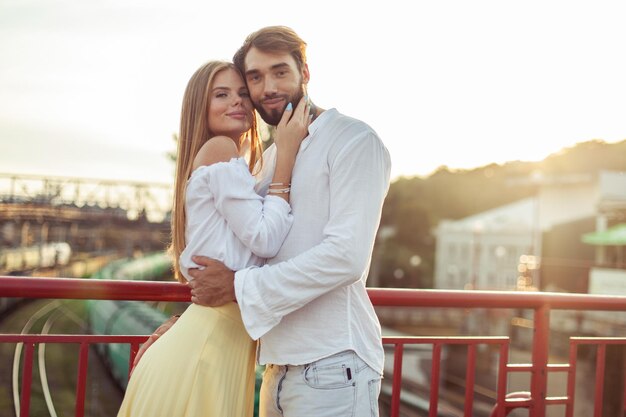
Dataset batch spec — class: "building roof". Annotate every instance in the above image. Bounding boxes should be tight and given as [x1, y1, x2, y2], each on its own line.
[438, 197, 537, 233]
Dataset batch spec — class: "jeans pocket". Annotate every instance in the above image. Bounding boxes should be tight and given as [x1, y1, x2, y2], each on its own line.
[368, 378, 381, 417]
[303, 362, 355, 389]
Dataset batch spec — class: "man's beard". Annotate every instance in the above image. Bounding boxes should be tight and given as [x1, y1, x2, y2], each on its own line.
[255, 89, 305, 126]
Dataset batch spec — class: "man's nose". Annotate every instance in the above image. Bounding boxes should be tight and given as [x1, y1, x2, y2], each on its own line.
[262, 78, 278, 95]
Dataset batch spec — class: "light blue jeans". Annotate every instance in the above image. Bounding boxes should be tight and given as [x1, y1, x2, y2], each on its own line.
[260, 350, 382, 417]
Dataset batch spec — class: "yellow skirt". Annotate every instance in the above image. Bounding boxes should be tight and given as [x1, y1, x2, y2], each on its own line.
[117, 303, 256, 417]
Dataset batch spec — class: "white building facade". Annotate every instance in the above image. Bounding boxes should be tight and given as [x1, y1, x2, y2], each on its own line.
[434, 171, 626, 291]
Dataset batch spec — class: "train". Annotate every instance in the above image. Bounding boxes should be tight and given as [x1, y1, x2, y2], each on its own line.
[87, 253, 174, 388]
[0, 242, 72, 274]
[0, 242, 73, 316]
[0, 293, 23, 316]
[86, 253, 263, 415]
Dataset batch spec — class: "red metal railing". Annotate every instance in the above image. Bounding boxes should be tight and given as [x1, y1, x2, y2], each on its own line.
[1, 334, 145, 417]
[3, 276, 626, 416]
[384, 336, 510, 417]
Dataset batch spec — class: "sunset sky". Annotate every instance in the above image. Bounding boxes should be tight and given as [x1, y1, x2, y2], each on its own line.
[1, 0, 625, 185]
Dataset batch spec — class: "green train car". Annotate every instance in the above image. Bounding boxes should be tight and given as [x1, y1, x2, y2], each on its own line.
[88, 299, 169, 387]
[87, 253, 174, 388]
[87, 253, 263, 415]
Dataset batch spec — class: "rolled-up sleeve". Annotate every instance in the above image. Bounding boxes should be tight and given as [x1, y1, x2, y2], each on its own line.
[234, 132, 391, 340]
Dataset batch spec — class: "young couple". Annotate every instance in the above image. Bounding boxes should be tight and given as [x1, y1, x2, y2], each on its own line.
[117, 26, 391, 417]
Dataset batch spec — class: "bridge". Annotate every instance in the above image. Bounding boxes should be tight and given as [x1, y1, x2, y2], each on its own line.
[0, 173, 171, 256]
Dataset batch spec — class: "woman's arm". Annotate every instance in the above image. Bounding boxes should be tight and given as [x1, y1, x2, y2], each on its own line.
[268, 97, 310, 202]
[192, 99, 309, 258]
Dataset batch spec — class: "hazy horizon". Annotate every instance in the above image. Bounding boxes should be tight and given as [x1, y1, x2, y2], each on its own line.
[2, 1, 625, 183]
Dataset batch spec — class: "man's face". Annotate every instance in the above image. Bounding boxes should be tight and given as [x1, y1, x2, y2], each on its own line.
[243, 47, 308, 126]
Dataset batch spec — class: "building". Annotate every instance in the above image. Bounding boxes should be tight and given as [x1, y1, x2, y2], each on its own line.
[434, 171, 626, 292]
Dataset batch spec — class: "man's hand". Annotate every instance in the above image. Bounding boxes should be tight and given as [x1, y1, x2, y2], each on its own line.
[188, 256, 236, 306]
[131, 314, 180, 375]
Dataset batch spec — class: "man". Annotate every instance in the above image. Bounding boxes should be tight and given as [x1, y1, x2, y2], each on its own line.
[143, 26, 391, 416]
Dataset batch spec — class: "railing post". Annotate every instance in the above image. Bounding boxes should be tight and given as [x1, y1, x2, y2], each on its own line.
[429, 343, 442, 417]
[390, 343, 404, 417]
[530, 304, 550, 417]
[75, 342, 89, 417]
[128, 341, 141, 378]
[495, 341, 510, 417]
[593, 344, 606, 417]
[565, 341, 578, 417]
[464, 344, 476, 416]
[20, 342, 35, 417]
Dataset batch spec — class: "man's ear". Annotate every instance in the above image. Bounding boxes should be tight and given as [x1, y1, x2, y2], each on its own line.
[302, 63, 310, 84]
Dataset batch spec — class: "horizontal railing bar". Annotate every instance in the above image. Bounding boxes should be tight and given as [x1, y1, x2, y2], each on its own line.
[0, 276, 190, 302]
[506, 364, 533, 372]
[383, 336, 508, 345]
[570, 337, 626, 345]
[1, 332, 510, 348]
[545, 396, 570, 404]
[548, 363, 570, 372]
[0, 335, 148, 343]
[1, 334, 507, 346]
[504, 398, 532, 405]
[369, 288, 626, 310]
[6, 276, 626, 311]
[506, 363, 570, 373]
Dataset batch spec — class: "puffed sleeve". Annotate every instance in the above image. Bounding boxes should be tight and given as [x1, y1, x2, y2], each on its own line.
[207, 158, 293, 258]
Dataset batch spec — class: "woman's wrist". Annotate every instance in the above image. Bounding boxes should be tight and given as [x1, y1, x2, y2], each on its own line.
[275, 153, 296, 173]
[275, 148, 297, 163]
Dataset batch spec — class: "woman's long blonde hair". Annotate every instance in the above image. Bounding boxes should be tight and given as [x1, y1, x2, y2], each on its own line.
[170, 61, 262, 282]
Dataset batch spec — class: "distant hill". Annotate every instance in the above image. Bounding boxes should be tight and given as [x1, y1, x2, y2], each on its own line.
[377, 139, 626, 288]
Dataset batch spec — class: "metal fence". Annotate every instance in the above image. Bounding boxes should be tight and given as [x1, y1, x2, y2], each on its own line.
[2, 276, 626, 417]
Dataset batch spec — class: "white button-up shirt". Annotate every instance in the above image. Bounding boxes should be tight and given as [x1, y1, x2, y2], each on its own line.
[234, 108, 391, 374]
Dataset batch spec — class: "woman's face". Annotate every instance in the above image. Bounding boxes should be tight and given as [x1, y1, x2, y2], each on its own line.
[207, 68, 254, 141]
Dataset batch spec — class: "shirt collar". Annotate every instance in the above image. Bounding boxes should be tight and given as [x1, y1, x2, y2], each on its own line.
[300, 108, 337, 152]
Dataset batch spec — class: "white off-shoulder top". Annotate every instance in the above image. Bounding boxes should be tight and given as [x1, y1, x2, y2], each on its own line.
[179, 157, 293, 282]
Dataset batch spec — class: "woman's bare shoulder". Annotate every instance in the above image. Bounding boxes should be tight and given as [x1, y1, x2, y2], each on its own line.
[192, 136, 239, 170]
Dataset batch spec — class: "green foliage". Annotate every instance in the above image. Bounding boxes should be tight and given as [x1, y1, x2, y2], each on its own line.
[541, 139, 626, 174]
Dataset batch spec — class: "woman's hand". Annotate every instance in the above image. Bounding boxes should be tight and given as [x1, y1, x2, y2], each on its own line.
[269, 97, 311, 202]
[273, 97, 310, 157]
[130, 314, 180, 376]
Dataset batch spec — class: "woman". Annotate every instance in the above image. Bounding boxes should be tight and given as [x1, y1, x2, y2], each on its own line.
[117, 61, 309, 417]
